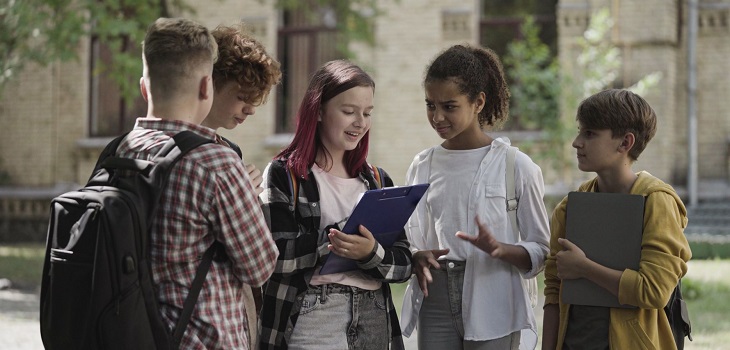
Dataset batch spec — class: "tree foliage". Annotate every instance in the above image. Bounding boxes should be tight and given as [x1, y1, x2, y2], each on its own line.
[1, 0, 385, 101]
[266, 0, 383, 57]
[504, 15, 567, 168]
[0, 0, 194, 101]
[504, 16, 560, 131]
[1, 0, 86, 87]
[504, 8, 661, 176]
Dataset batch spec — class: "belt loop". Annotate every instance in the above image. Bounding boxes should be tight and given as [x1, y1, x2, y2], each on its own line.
[320, 285, 328, 303]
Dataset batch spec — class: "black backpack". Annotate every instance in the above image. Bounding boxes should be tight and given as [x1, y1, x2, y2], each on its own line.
[666, 279, 692, 349]
[40, 131, 218, 349]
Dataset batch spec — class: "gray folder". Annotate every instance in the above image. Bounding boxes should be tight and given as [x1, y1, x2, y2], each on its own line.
[561, 191, 645, 308]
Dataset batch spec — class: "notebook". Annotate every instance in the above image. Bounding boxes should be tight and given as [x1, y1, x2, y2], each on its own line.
[561, 191, 645, 308]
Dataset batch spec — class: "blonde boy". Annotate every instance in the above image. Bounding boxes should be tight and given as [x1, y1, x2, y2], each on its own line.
[126, 18, 278, 349]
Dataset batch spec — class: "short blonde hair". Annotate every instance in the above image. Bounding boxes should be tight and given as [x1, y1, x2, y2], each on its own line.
[143, 17, 218, 100]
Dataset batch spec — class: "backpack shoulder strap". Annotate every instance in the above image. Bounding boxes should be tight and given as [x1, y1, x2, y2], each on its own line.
[172, 241, 222, 347]
[173, 130, 213, 155]
[88, 132, 130, 181]
[287, 165, 298, 212]
[506, 146, 518, 240]
[370, 164, 383, 189]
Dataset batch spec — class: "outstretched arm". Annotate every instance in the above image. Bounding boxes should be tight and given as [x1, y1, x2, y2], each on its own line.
[456, 216, 531, 271]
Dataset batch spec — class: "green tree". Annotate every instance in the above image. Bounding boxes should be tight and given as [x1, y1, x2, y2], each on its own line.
[504, 16, 560, 131]
[1, 0, 386, 102]
[0, 0, 194, 101]
[268, 0, 384, 57]
[1, 0, 86, 87]
[504, 15, 567, 169]
[505, 8, 661, 177]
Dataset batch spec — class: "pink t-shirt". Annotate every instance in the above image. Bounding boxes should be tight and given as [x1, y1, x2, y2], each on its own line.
[309, 164, 381, 290]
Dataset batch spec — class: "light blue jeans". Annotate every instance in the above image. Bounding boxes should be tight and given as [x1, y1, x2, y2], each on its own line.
[289, 284, 389, 350]
[417, 260, 520, 350]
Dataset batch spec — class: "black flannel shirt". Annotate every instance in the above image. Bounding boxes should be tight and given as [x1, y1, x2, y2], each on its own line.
[259, 159, 412, 349]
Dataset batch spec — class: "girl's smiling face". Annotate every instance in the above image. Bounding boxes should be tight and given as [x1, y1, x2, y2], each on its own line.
[319, 86, 374, 157]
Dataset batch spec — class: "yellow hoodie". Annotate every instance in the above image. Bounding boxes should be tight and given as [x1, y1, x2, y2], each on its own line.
[544, 171, 692, 350]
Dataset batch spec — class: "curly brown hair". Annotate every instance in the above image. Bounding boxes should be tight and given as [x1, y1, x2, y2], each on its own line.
[424, 44, 510, 128]
[211, 23, 282, 105]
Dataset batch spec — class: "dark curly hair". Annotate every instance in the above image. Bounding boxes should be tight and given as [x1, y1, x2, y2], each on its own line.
[424, 44, 510, 128]
[211, 23, 282, 105]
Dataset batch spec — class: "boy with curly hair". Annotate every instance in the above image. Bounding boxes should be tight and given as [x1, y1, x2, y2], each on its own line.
[200, 22, 282, 348]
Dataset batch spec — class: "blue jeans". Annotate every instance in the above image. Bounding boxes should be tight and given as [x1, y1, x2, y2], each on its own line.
[289, 284, 389, 350]
[417, 260, 520, 350]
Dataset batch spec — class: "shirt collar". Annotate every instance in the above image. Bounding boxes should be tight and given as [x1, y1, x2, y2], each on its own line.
[133, 117, 217, 140]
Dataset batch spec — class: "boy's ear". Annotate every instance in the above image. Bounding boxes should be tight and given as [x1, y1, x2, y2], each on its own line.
[618, 132, 636, 154]
[199, 75, 212, 100]
[140, 77, 149, 103]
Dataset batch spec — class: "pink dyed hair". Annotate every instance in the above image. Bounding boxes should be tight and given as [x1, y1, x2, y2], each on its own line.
[276, 60, 375, 180]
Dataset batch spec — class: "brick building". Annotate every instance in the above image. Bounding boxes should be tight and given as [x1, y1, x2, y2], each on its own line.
[1, 0, 729, 240]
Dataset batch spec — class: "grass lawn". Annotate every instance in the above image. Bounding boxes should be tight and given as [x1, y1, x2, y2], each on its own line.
[0, 243, 45, 290]
[2, 243, 729, 348]
[391, 259, 730, 350]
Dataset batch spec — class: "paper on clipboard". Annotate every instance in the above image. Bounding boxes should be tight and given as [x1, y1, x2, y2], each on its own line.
[319, 183, 429, 275]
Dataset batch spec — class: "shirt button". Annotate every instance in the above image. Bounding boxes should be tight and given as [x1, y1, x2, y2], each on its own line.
[287, 327, 292, 332]
[448, 262, 455, 269]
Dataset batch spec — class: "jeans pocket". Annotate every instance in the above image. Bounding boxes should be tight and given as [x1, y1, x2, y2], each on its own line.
[370, 290, 387, 311]
[299, 293, 320, 315]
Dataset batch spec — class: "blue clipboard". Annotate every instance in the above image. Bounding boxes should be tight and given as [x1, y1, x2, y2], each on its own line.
[319, 183, 429, 275]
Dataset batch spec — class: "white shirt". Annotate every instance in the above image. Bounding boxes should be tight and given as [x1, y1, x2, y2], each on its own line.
[400, 137, 550, 350]
[429, 145, 490, 260]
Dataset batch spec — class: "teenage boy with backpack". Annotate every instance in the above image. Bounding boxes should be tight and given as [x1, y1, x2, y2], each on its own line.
[127, 17, 278, 348]
[541, 89, 691, 350]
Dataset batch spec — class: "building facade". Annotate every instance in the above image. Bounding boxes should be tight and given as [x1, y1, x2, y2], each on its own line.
[1, 0, 729, 240]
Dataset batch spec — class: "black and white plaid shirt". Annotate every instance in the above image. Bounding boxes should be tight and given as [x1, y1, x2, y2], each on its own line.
[258, 159, 411, 350]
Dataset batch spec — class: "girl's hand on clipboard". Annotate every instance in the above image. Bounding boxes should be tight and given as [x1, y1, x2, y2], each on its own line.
[327, 225, 376, 261]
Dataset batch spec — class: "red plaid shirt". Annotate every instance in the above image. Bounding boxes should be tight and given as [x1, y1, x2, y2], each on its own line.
[117, 118, 278, 349]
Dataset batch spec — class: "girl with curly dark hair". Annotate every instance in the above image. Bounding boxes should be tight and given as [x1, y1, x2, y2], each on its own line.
[400, 44, 550, 350]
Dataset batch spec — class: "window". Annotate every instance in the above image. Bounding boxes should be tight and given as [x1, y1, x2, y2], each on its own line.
[88, 36, 145, 137]
[275, 6, 343, 133]
[480, 0, 558, 131]
[480, 0, 557, 57]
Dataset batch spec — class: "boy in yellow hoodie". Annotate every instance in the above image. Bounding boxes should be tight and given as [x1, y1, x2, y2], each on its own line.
[541, 89, 692, 350]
